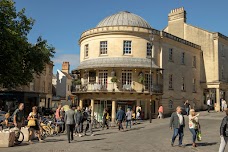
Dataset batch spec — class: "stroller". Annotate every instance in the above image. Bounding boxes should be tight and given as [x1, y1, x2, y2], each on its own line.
[40, 117, 57, 139]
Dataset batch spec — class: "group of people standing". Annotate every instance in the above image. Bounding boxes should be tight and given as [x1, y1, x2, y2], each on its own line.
[170, 106, 200, 148]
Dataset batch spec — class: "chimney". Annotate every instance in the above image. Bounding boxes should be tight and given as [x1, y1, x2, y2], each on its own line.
[167, 7, 186, 39]
[62, 62, 70, 74]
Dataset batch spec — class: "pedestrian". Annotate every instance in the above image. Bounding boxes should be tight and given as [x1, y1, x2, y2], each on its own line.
[13, 103, 25, 130]
[64, 105, 76, 143]
[222, 99, 227, 112]
[132, 110, 136, 125]
[27, 106, 44, 143]
[170, 106, 185, 147]
[60, 107, 66, 133]
[157, 105, 164, 119]
[184, 100, 191, 116]
[116, 106, 125, 131]
[102, 108, 109, 130]
[207, 98, 211, 113]
[219, 109, 228, 152]
[75, 106, 83, 137]
[189, 109, 200, 147]
[136, 109, 141, 123]
[84, 106, 94, 136]
[126, 108, 132, 129]
[55, 104, 62, 121]
[3, 113, 13, 129]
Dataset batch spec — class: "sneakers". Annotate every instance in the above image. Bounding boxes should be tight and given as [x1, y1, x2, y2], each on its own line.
[79, 134, 83, 137]
[171, 142, 174, 147]
[39, 140, 44, 143]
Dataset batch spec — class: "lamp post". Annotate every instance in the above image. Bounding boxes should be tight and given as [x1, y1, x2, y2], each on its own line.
[149, 32, 154, 123]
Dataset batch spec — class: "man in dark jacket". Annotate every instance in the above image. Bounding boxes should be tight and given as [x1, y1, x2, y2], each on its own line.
[64, 105, 76, 143]
[75, 106, 83, 137]
[116, 106, 125, 131]
[84, 106, 94, 136]
[219, 109, 228, 152]
[170, 106, 185, 147]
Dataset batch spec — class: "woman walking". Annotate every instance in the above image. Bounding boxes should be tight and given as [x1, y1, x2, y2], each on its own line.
[102, 108, 109, 130]
[27, 106, 44, 144]
[126, 108, 132, 129]
[189, 109, 200, 147]
[219, 109, 228, 152]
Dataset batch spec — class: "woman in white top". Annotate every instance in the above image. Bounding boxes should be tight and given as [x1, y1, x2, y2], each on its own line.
[189, 109, 200, 147]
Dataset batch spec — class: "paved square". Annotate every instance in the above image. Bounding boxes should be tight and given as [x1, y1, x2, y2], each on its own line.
[1, 111, 225, 152]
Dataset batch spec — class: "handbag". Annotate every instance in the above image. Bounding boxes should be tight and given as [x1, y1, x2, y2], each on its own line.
[28, 116, 36, 127]
[197, 131, 202, 141]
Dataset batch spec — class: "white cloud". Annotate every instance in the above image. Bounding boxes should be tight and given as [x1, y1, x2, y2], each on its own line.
[52, 54, 80, 73]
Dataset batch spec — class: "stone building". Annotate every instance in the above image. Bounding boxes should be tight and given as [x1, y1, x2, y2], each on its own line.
[72, 10, 204, 123]
[164, 7, 228, 111]
[0, 63, 53, 115]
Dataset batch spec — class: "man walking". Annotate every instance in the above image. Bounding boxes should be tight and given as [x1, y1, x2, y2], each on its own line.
[13, 103, 25, 130]
[84, 106, 94, 136]
[184, 100, 191, 116]
[170, 106, 185, 147]
[64, 105, 76, 143]
[207, 98, 211, 113]
[116, 107, 125, 131]
[75, 106, 83, 137]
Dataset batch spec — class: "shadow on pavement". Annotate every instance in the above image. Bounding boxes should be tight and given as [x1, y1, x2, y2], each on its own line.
[123, 127, 145, 132]
[77, 138, 106, 142]
[45, 139, 65, 142]
[185, 142, 217, 147]
[94, 132, 116, 136]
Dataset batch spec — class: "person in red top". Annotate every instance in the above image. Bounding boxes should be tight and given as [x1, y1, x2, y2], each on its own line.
[157, 105, 164, 119]
[55, 105, 62, 121]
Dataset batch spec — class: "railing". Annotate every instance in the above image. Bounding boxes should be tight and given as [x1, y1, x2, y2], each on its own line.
[72, 83, 163, 94]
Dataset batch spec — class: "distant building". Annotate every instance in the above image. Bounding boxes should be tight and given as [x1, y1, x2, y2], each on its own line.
[56, 62, 73, 101]
[0, 63, 53, 115]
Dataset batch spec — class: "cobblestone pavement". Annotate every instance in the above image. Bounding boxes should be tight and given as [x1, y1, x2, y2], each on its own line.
[1, 111, 226, 152]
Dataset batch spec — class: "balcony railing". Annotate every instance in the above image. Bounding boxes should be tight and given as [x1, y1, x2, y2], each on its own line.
[72, 83, 163, 94]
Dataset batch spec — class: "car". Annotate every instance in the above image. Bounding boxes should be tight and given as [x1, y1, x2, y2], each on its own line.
[0, 111, 7, 123]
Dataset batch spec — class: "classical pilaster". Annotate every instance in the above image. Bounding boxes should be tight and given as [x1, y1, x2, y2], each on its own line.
[111, 100, 116, 125]
[79, 99, 83, 109]
[215, 88, 220, 112]
[91, 99, 95, 118]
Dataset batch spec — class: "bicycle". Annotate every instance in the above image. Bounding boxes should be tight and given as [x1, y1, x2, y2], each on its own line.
[92, 117, 102, 129]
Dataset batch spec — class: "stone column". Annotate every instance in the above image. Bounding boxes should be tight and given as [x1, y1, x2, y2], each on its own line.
[90, 99, 95, 119]
[79, 99, 83, 109]
[111, 100, 116, 126]
[215, 88, 221, 112]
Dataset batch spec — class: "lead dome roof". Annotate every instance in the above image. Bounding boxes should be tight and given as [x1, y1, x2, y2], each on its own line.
[96, 11, 152, 29]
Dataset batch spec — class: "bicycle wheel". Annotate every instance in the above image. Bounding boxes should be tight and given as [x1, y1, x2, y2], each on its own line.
[15, 131, 24, 145]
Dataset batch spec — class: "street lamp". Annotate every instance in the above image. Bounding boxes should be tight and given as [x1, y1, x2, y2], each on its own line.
[149, 32, 154, 123]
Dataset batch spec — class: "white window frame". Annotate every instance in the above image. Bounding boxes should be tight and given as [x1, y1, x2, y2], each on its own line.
[98, 70, 108, 88]
[145, 73, 152, 91]
[147, 43, 152, 57]
[100, 41, 108, 55]
[168, 74, 173, 89]
[123, 41, 132, 55]
[84, 44, 89, 58]
[121, 70, 132, 86]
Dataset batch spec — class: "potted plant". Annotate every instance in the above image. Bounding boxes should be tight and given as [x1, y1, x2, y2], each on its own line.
[111, 76, 117, 91]
[138, 73, 145, 92]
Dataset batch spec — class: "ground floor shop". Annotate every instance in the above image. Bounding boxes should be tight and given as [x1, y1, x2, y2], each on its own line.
[0, 91, 52, 116]
[74, 92, 162, 125]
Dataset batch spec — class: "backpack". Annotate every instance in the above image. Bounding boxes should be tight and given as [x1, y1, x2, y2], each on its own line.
[83, 111, 88, 121]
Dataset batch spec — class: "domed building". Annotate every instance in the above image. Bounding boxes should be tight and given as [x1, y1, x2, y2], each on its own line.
[73, 10, 203, 123]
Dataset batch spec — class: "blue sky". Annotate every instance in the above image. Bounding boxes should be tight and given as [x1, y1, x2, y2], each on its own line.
[14, 0, 228, 74]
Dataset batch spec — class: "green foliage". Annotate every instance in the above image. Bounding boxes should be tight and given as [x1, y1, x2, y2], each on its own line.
[111, 76, 117, 83]
[73, 79, 81, 85]
[138, 75, 145, 84]
[0, 0, 55, 89]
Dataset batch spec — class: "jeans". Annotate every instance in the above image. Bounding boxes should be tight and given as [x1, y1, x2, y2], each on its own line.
[118, 120, 123, 130]
[84, 121, 93, 135]
[126, 120, 131, 128]
[103, 119, 109, 129]
[189, 128, 198, 143]
[185, 108, 189, 116]
[75, 122, 83, 133]
[66, 124, 75, 142]
[219, 136, 228, 152]
[172, 125, 184, 145]
[158, 112, 163, 119]
[207, 105, 211, 112]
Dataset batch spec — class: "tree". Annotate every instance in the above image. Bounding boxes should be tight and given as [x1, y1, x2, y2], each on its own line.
[0, 0, 55, 89]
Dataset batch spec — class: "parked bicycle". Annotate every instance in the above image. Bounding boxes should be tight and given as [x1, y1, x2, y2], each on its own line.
[92, 116, 103, 129]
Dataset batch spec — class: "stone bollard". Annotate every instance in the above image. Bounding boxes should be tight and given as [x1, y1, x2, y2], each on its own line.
[0, 130, 15, 147]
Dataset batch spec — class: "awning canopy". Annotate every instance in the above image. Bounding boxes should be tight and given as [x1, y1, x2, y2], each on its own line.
[77, 57, 160, 70]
